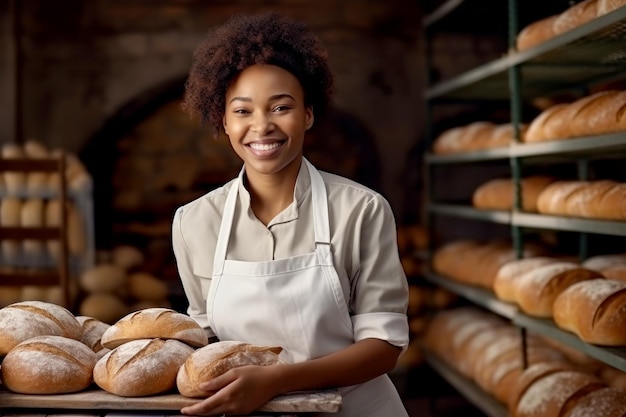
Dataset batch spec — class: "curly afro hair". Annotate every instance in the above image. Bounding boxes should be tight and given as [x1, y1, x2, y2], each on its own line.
[183, 11, 336, 137]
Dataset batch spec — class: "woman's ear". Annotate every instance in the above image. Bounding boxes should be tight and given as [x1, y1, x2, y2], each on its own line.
[222, 116, 228, 135]
[305, 107, 314, 130]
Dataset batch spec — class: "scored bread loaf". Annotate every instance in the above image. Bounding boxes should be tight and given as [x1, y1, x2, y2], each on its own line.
[94, 338, 194, 396]
[176, 341, 283, 398]
[1, 335, 97, 394]
[564, 180, 619, 218]
[536, 181, 590, 216]
[494, 257, 560, 303]
[524, 103, 572, 142]
[101, 307, 209, 349]
[507, 361, 580, 414]
[553, 279, 626, 346]
[0, 300, 82, 355]
[513, 262, 603, 317]
[598, 0, 626, 15]
[514, 370, 606, 417]
[561, 386, 626, 417]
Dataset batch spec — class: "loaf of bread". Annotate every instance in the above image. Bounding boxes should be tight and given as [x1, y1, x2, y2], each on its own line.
[127, 272, 169, 302]
[1, 335, 97, 394]
[553, 0, 598, 35]
[432, 121, 522, 154]
[514, 370, 606, 417]
[80, 263, 127, 294]
[583, 253, 626, 281]
[525, 90, 626, 143]
[537, 180, 626, 220]
[79, 293, 129, 325]
[562, 386, 626, 417]
[76, 315, 111, 355]
[514, 262, 603, 317]
[517, 14, 560, 51]
[0, 300, 82, 355]
[472, 176, 556, 212]
[94, 338, 194, 396]
[1, 197, 22, 260]
[598, 0, 626, 15]
[177, 341, 283, 398]
[553, 278, 626, 345]
[21, 197, 45, 258]
[101, 307, 209, 349]
[508, 361, 571, 412]
[494, 257, 560, 302]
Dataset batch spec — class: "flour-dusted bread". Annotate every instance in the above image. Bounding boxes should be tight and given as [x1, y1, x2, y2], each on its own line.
[0, 300, 82, 355]
[513, 370, 606, 417]
[553, 279, 626, 346]
[100, 307, 209, 349]
[494, 257, 560, 303]
[94, 338, 194, 397]
[514, 262, 603, 317]
[76, 315, 111, 354]
[177, 341, 283, 398]
[1, 335, 97, 394]
[561, 386, 626, 417]
[553, 0, 598, 36]
[516, 14, 560, 51]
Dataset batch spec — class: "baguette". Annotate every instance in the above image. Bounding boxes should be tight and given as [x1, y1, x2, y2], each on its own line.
[101, 307, 209, 349]
[94, 338, 194, 396]
[598, 0, 626, 15]
[0, 300, 82, 355]
[536, 181, 590, 215]
[524, 103, 571, 142]
[514, 262, 603, 317]
[176, 341, 283, 398]
[553, 279, 626, 345]
[472, 176, 555, 212]
[1, 335, 97, 394]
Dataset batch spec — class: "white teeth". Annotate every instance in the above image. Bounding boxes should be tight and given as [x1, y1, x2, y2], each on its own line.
[249, 142, 281, 151]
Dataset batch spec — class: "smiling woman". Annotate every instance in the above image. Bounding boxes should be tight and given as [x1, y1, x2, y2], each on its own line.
[172, 11, 410, 417]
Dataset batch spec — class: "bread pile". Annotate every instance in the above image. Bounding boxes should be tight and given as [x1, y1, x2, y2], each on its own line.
[493, 253, 626, 346]
[421, 307, 626, 416]
[516, 0, 626, 51]
[432, 121, 526, 154]
[0, 140, 91, 307]
[78, 244, 171, 324]
[0, 300, 107, 394]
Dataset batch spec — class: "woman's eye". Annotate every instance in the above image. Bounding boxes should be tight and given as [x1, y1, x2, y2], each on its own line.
[233, 108, 250, 114]
[273, 105, 291, 112]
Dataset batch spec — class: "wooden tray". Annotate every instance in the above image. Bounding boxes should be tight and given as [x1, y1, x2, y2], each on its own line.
[0, 388, 342, 413]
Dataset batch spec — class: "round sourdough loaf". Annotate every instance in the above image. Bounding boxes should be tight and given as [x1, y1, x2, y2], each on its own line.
[514, 262, 603, 317]
[0, 300, 82, 355]
[101, 307, 209, 349]
[1, 335, 97, 394]
[553, 279, 626, 345]
[177, 341, 283, 398]
[94, 338, 194, 396]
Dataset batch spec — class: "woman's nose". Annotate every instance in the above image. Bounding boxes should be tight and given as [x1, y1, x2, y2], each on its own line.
[251, 112, 273, 133]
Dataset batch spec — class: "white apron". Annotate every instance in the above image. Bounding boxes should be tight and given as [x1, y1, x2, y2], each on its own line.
[207, 159, 408, 417]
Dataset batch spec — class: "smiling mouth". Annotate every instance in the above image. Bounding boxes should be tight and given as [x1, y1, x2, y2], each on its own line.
[248, 141, 284, 151]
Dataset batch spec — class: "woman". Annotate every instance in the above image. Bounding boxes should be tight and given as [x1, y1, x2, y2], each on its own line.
[172, 11, 410, 417]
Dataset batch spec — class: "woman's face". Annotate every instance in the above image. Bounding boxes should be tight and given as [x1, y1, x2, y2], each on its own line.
[223, 64, 313, 178]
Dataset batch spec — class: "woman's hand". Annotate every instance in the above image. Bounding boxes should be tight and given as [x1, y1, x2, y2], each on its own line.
[180, 364, 281, 416]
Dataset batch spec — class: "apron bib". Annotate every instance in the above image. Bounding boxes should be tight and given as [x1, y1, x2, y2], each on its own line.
[207, 158, 408, 417]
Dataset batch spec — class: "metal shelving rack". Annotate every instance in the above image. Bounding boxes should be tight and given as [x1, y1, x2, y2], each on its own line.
[421, 1, 626, 415]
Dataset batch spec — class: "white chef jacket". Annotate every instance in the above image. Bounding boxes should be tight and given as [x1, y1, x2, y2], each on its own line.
[172, 160, 409, 349]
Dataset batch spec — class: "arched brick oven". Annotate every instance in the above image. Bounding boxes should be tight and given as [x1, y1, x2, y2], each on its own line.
[80, 76, 382, 296]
